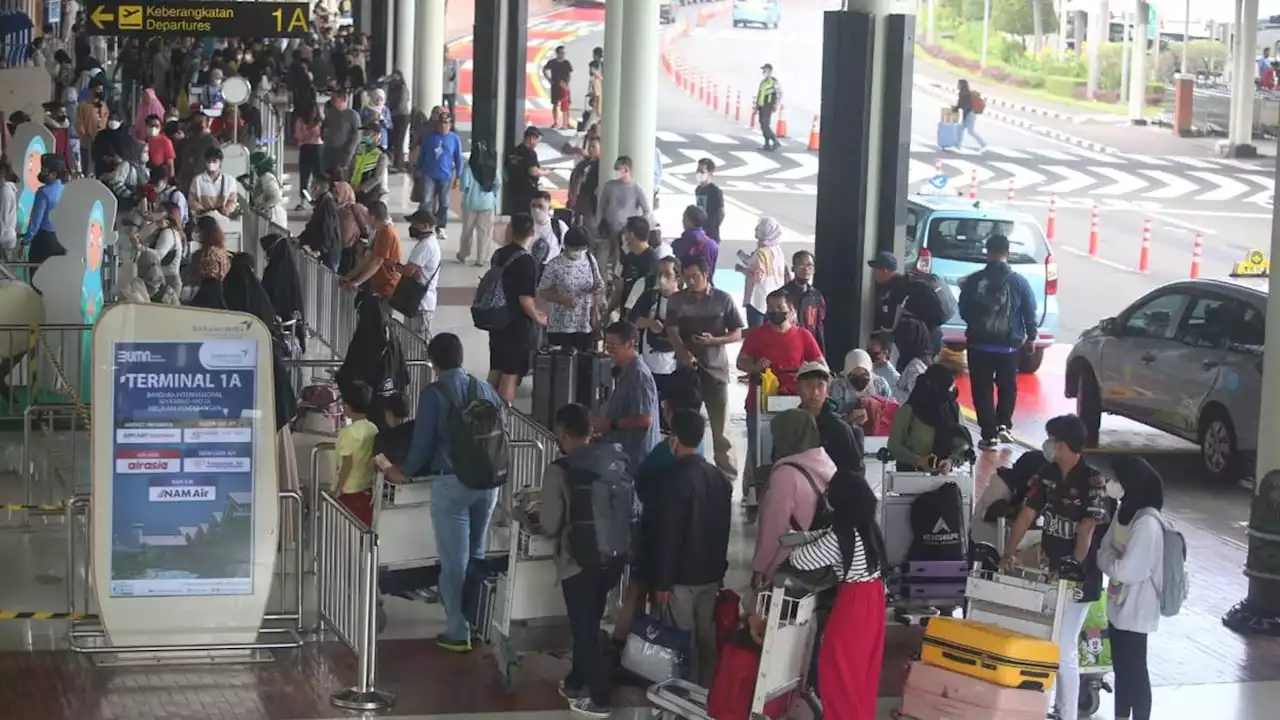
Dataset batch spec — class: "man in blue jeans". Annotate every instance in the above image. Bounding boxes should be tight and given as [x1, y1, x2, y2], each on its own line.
[415, 110, 463, 237]
[389, 332, 504, 652]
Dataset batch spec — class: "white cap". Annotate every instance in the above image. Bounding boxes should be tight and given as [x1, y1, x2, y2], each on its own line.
[797, 360, 831, 380]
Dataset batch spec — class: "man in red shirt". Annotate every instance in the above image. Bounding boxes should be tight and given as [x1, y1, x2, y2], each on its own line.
[736, 289, 824, 503]
[144, 114, 175, 175]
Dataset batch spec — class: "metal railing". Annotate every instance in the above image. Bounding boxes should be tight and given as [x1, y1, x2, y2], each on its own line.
[1159, 82, 1280, 138]
[316, 489, 396, 711]
[0, 324, 94, 422]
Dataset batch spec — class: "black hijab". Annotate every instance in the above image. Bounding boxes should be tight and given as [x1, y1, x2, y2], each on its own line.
[218, 253, 298, 430]
[469, 139, 498, 193]
[894, 317, 932, 373]
[906, 364, 962, 431]
[260, 233, 306, 352]
[336, 292, 391, 396]
[189, 277, 227, 309]
[1110, 455, 1165, 526]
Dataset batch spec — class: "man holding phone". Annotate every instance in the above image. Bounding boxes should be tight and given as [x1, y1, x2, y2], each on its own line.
[666, 256, 744, 482]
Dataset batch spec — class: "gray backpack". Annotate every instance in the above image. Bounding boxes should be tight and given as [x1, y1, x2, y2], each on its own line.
[1136, 508, 1188, 617]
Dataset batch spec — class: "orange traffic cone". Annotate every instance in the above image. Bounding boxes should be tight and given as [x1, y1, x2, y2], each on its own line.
[807, 114, 820, 151]
[776, 104, 788, 138]
[696, 7, 707, 27]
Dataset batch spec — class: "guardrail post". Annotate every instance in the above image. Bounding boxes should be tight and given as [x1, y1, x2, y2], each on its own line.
[329, 528, 394, 710]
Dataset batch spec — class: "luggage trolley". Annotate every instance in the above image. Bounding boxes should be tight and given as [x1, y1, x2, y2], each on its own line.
[879, 463, 976, 624]
[744, 376, 803, 523]
[963, 565, 1111, 717]
[646, 587, 823, 720]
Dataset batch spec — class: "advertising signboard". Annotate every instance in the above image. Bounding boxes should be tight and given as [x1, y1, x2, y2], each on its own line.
[108, 340, 258, 599]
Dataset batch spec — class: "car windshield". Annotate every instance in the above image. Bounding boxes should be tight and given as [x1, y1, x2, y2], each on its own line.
[921, 216, 1047, 265]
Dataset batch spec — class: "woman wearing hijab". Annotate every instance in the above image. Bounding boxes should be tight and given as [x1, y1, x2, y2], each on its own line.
[260, 233, 306, 356]
[737, 216, 789, 327]
[887, 364, 972, 473]
[360, 88, 392, 150]
[1097, 456, 1166, 720]
[335, 292, 408, 428]
[891, 317, 933, 402]
[249, 152, 289, 229]
[829, 348, 896, 436]
[133, 85, 166, 142]
[137, 248, 179, 305]
[787, 470, 888, 720]
[457, 139, 501, 266]
[751, 409, 836, 586]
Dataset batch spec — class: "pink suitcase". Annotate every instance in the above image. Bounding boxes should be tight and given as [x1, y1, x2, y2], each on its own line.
[903, 662, 1045, 716]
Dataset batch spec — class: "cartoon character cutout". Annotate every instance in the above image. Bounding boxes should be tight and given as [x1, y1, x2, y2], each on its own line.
[3, 122, 54, 237]
[81, 201, 106, 324]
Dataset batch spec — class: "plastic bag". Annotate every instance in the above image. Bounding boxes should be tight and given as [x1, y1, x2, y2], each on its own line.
[621, 609, 690, 683]
[1079, 594, 1112, 668]
[760, 368, 779, 398]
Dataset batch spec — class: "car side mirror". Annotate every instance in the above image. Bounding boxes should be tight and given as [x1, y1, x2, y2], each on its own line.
[1099, 317, 1118, 336]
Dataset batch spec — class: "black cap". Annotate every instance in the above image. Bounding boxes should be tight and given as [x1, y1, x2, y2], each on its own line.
[867, 251, 898, 271]
[523, 125, 542, 139]
[761, 63, 773, 71]
[405, 209, 435, 225]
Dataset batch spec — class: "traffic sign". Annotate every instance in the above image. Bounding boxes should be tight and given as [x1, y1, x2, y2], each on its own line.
[85, 1, 312, 37]
[928, 174, 948, 189]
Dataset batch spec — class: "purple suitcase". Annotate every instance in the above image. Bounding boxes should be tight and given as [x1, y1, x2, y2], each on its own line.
[906, 560, 969, 579]
[902, 582, 967, 600]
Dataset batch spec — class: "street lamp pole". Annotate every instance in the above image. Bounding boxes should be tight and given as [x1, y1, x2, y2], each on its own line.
[980, 0, 992, 69]
[1181, 0, 1190, 73]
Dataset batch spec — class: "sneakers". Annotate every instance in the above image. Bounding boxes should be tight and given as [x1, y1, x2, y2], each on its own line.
[997, 425, 1015, 443]
[978, 437, 999, 451]
[435, 633, 472, 653]
[558, 681, 586, 701]
[569, 698, 612, 718]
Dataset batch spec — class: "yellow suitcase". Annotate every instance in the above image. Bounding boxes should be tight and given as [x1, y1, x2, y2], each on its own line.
[920, 617, 1060, 691]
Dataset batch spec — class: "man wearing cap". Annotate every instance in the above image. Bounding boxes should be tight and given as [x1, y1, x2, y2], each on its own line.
[870, 250, 945, 350]
[350, 121, 389, 206]
[504, 126, 550, 217]
[402, 210, 442, 338]
[753, 63, 782, 152]
[795, 359, 862, 470]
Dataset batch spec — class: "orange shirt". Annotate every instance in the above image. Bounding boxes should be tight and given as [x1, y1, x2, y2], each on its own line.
[369, 224, 403, 299]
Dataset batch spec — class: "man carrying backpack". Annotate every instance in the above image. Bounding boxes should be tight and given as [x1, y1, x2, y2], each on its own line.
[869, 251, 947, 353]
[1002, 415, 1110, 720]
[957, 234, 1038, 450]
[540, 402, 636, 718]
[387, 333, 509, 654]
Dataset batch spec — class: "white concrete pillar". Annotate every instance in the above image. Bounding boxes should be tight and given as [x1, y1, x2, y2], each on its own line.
[395, 0, 416, 107]
[618, 0, 660, 200]
[1227, 0, 1260, 155]
[1259, 137, 1280, 499]
[1129, 2, 1148, 123]
[1086, 2, 1108, 99]
[601, 0, 626, 198]
[415, 0, 446, 113]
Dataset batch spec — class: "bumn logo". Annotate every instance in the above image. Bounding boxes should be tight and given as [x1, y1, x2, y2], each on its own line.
[116, 350, 160, 364]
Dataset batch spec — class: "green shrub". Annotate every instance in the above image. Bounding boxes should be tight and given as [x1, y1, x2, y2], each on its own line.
[1043, 75, 1083, 98]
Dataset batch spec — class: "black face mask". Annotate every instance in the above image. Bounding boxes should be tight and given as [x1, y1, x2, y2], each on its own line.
[851, 376, 870, 391]
[766, 311, 789, 326]
[408, 227, 432, 239]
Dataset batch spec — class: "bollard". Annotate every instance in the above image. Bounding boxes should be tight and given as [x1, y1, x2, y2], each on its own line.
[1046, 192, 1057, 243]
[1190, 232, 1204, 278]
[698, 76, 705, 103]
[1139, 217, 1152, 274]
[1088, 202, 1100, 258]
[1006, 180, 1016, 202]
[735, 91, 742, 124]
[724, 86, 732, 117]
[968, 168, 978, 200]
[712, 83, 720, 112]
[807, 114, 821, 151]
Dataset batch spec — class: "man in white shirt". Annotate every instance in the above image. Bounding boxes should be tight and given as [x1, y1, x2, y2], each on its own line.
[188, 146, 238, 219]
[403, 209, 442, 338]
[529, 191, 565, 267]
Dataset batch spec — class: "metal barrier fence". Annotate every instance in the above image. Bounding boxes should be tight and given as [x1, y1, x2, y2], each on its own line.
[0, 324, 93, 422]
[316, 489, 395, 711]
[1160, 83, 1280, 137]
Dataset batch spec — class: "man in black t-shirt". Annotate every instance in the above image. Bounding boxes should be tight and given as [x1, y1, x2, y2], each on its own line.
[486, 213, 548, 402]
[504, 127, 549, 216]
[542, 45, 573, 130]
[693, 158, 725, 241]
[609, 216, 659, 317]
[1003, 414, 1111, 720]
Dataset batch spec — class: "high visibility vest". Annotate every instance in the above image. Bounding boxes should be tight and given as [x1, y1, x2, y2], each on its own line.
[756, 77, 778, 107]
[351, 147, 381, 187]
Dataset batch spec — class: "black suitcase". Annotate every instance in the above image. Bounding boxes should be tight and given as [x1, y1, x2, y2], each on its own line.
[532, 346, 579, 429]
[525, 324, 548, 377]
[576, 351, 615, 414]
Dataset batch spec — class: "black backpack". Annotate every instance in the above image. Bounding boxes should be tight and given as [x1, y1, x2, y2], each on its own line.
[905, 272, 956, 329]
[967, 268, 1013, 344]
[559, 445, 638, 568]
[908, 482, 967, 562]
[436, 376, 509, 490]
[781, 462, 833, 532]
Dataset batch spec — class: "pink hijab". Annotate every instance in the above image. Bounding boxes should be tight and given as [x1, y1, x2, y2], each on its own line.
[133, 88, 166, 140]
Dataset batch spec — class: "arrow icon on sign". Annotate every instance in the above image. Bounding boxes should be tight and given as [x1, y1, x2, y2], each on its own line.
[1038, 165, 1094, 194]
[90, 5, 115, 30]
[1090, 167, 1148, 196]
[717, 151, 782, 178]
[988, 161, 1046, 190]
[1138, 170, 1197, 199]
[1188, 171, 1249, 202]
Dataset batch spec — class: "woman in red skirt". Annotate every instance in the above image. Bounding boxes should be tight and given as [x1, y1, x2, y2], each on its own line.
[787, 473, 887, 720]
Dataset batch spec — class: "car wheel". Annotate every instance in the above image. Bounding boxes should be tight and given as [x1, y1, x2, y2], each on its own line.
[1198, 407, 1239, 482]
[1018, 346, 1045, 374]
[1075, 368, 1102, 448]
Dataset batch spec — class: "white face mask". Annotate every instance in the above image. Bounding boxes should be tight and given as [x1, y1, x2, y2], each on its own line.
[564, 248, 585, 260]
[206, 162, 220, 174]
[695, 172, 709, 183]
[108, 120, 122, 130]
[147, 127, 159, 137]
[614, 170, 625, 180]
[1041, 439, 1057, 463]
[533, 209, 550, 225]
[1105, 479, 1125, 500]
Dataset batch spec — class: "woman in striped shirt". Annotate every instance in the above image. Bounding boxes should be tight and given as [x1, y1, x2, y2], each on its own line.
[788, 472, 887, 720]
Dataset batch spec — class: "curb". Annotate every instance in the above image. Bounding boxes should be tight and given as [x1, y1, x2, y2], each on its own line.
[915, 80, 1121, 155]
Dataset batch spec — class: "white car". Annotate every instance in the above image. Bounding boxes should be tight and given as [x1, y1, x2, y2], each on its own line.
[1065, 257, 1268, 481]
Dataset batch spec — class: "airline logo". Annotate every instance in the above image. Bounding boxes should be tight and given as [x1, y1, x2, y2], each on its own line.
[184, 457, 251, 473]
[184, 427, 252, 443]
[149, 485, 217, 502]
[116, 428, 182, 444]
[116, 449, 181, 474]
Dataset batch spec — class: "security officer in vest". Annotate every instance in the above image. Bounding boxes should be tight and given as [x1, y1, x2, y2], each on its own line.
[349, 121, 390, 206]
[753, 63, 783, 152]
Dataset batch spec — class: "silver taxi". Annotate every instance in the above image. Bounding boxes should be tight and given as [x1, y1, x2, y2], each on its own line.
[1064, 252, 1269, 481]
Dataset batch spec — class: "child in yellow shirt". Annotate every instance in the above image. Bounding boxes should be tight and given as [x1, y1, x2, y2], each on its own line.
[334, 381, 378, 526]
